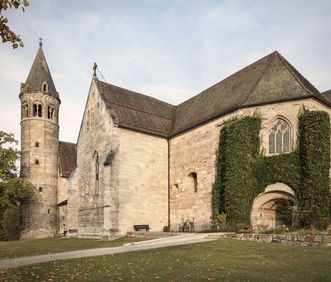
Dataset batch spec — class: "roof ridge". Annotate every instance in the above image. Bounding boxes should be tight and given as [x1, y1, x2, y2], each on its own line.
[174, 51, 279, 108]
[276, 52, 317, 95]
[97, 80, 175, 107]
[241, 51, 276, 106]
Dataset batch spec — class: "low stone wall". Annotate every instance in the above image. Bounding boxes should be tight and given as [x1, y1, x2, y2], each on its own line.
[216, 233, 331, 247]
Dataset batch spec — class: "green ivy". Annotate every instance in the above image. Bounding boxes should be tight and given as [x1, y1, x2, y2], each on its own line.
[212, 109, 330, 230]
[298, 110, 330, 229]
[212, 116, 261, 227]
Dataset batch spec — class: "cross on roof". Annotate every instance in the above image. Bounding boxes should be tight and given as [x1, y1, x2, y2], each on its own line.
[39, 37, 43, 47]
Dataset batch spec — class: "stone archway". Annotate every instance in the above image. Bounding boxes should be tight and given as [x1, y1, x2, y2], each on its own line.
[251, 183, 295, 232]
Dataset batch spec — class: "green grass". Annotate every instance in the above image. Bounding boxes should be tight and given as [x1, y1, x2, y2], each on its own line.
[0, 239, 330, 281]
[0, 237, 144, 259]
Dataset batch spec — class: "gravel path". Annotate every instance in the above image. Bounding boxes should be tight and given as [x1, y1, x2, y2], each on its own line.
[0, 233, 214, 270]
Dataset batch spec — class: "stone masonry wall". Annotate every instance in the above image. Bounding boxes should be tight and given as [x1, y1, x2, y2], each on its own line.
[118, 128, 168, 234]
[20, 92, 59, 239]
[169, 98, 331, 231]
[70, 79, 120, 238]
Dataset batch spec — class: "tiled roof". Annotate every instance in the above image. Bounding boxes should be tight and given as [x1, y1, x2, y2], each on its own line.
[21, 45, 59, 99]
[96, 51, 329, 137]
[59, 141, 77, 177]
[96, 81, 175, 137]
[321, 89, 331, 103]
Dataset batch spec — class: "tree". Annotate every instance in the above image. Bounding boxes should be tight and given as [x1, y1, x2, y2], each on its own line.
[0, 0, 29, 48]
[0, 130, 33, 240]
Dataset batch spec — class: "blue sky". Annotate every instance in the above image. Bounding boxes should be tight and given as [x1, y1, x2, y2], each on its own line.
[1, 0, 330, 143]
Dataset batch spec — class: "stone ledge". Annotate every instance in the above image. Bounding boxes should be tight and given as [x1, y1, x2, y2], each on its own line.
[216, 233, 330, 247]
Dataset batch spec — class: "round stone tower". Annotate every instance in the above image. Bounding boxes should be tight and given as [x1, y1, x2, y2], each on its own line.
[19, 41, 61, 239]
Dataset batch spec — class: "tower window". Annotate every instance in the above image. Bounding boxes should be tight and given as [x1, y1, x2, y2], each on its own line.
[48, 106, 54, 119]
[38, 105, 42, 117]
[35, 142, 39, 147]
[47, 209, 50, 214]
[42, 82, 48, 92]
[35, 159, 39, 165]
[33, 103, 42, 117]
[39, 187, 43, 192]
[22, 104, 29, 118]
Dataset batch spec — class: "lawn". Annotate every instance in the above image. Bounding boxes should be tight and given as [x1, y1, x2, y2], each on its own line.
[0, 237, 144, 259]
[0, 239, 330, 281]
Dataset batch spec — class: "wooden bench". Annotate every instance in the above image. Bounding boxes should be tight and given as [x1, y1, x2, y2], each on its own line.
[133, 224, 150, 232]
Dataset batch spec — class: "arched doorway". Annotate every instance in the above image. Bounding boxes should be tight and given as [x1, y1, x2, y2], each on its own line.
[251, 183, 295, 232]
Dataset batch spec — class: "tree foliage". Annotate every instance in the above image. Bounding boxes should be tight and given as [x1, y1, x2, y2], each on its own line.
[0, 130, 33, 211]
[0, 0, 29, 48]
[0, 130, 33, 240]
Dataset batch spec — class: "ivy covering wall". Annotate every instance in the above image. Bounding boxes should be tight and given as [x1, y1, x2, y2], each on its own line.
[212, 109, 330, 230]
[298, 110, 330, 229]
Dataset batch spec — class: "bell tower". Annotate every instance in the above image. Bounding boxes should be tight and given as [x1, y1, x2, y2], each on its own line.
[19, 40, 61, 239]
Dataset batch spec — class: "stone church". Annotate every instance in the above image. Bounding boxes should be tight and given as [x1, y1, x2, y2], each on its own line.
[19, 42, 331, 239]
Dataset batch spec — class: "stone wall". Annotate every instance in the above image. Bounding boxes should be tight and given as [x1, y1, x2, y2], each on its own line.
[57, 176, 68, 204]
[213, 233, 331, 247]
[20, 92, 60, 239]
[68, 79, 120, 238]
[169, 98, 331, 231]
[118, 128, 168, 234]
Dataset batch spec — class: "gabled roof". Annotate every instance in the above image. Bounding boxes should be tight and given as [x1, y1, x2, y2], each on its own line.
[322, 89, 331, 103]
[172, 51, 329, 134]
[21, 44, 59, 99]
[95, 51, 329, 137]
[96, 80, 175, 137]
[59, 141, 77, 178]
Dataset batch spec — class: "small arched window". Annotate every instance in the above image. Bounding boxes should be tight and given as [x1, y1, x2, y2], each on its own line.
[48, 106, 55, 119]
[35, 159, 39, 165]
[92, 151, 99, 195]
[188, 172, 198, 192]
[269, 118, 291, 155]
[42, 82, 48, 92]
[22, 104, 29, 118]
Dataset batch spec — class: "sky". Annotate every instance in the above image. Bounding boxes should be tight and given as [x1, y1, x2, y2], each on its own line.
[0, 0, 331, 144]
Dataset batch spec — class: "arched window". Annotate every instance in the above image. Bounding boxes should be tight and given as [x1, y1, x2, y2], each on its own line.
[92, 152, 99, 195]
[48, 106, 54, 119]
[22, 104, 28, 118]
[188, 172, 198, 192]
[33, 103, 42, 117]
[42, 82, 48, 92]
[269, 118, 291, 155]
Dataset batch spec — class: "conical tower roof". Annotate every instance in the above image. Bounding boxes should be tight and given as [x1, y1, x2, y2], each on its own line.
[21, 42, 59, 99]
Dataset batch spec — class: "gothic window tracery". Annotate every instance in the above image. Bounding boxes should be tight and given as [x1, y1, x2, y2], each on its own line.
[269, 118, 291, 155]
